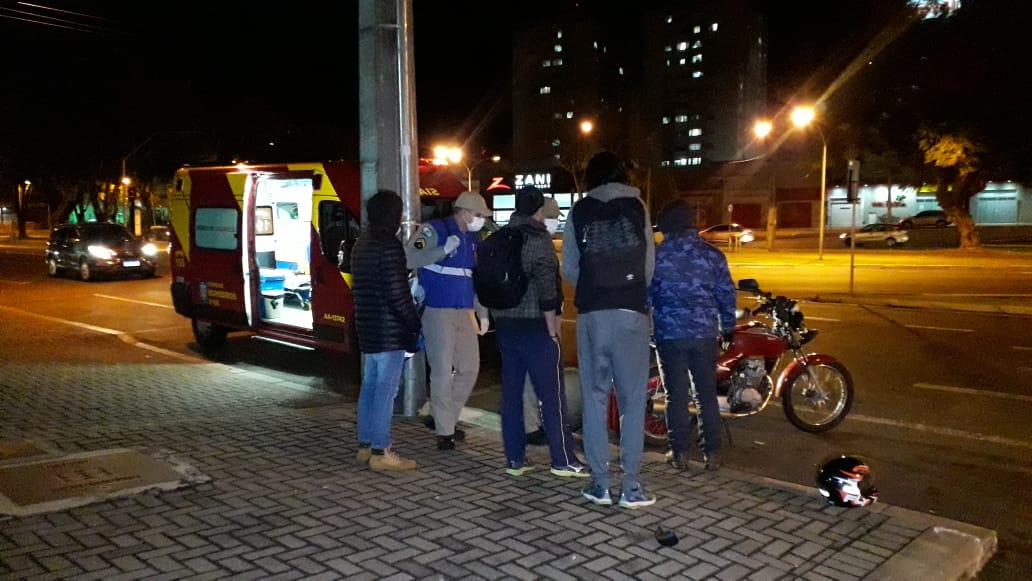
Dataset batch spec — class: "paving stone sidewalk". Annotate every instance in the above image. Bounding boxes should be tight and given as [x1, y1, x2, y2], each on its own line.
[0, 360, 995, 580]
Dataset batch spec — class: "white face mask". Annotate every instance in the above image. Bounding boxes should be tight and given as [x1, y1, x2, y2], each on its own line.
[544, 218, 559, 235]
[468, 216, 486, 232]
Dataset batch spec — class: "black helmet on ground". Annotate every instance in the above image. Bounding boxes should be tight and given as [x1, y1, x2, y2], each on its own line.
[817, 455, 879, 507]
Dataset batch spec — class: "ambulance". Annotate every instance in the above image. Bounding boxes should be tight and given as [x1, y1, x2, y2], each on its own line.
[168, 160, 466, 355]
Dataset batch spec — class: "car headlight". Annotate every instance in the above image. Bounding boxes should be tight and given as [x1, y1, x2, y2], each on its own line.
[88, 245, 116, 259]
[839, 233, 848, 239]
[141, 243, 158, 257]
[740, 232, 755, 243]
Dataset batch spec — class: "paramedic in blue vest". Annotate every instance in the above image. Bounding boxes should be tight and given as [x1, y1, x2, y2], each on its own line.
[561, 151, 657, 509]
[406, 191, 491, 450]
[495, 186, 587, 478]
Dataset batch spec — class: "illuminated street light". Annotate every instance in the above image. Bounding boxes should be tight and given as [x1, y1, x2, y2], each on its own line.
[791, 105, 828, 260]
[579, 120, 594, 135]
[432, 145, 499, 192]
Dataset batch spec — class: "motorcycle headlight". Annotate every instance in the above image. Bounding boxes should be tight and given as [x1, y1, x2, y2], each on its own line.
[88, 245, 116, 259]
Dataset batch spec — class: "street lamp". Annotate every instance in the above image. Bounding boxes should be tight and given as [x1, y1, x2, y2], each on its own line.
[432, 146, 499, 192]
[791, 106, 828, 260]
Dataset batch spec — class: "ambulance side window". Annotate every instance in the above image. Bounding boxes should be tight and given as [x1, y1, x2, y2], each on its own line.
[318, 201, 359, 270]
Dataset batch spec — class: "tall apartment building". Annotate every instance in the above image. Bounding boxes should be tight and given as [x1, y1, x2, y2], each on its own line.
[508, 1, 767, 223]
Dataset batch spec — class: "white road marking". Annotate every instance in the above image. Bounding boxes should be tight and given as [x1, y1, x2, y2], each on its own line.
[847, 413, 1032, 450]
[805, 316, 840, 322]
[0, 305, 199, 362]
[94, 293, 174, 309]
[914, 382, 1032, 403]
[904, 324, 974, 333]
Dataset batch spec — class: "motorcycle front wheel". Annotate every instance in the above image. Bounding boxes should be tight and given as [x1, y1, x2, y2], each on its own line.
[781, 361, 854, 433]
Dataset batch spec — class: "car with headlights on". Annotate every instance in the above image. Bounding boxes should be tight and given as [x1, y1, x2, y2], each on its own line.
[699, 223, 755, 245]
[45, 222, 159, 281]
[840, 223, 909, 248]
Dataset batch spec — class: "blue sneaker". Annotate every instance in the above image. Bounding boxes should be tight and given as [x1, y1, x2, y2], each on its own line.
[581, 483, 613, 506]
[551, 463, 590, 478]
[618, 485, 657, 509]
[506, 461, 536, 476]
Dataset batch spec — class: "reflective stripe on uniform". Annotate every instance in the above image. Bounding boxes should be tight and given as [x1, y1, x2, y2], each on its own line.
[423, 264, 472, 277]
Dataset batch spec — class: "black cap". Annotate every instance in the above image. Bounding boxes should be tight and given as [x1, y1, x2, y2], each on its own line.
[515, 185, 545, 216]
[657, 200, 693, 234]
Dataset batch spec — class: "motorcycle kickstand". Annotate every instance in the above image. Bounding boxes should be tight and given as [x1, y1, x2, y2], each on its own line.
[721, 417, 733, 448]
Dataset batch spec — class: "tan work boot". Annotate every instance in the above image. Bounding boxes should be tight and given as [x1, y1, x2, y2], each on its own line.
[356, 447, 371, 464]
[369, 447, 417, 471]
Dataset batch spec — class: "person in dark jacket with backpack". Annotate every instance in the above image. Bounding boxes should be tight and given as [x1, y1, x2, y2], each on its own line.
[492, 186, 587, 478]
[650, 200, 737, 472]
[561, 151, 657, 508]
[352, 190, 421, 471]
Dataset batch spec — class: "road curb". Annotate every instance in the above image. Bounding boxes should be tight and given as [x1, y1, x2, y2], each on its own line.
[812, 294, 1032, 316]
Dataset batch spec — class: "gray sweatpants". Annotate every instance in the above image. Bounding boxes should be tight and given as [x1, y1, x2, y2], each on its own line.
[576, 309, 651, 492]
[421, 307, 481, 437]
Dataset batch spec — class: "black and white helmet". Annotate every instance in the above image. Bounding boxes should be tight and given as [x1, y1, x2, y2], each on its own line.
[817, 456, 878, 507]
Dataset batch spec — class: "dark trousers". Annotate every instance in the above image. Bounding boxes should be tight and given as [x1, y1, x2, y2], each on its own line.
[656, 337, 722, 456]
[497, 327, 580, 468]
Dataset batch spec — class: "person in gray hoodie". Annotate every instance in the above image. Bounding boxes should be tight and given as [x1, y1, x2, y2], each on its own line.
[561, 151, 657, 508]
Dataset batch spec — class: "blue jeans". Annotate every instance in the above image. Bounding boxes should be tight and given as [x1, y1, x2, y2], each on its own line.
[656, 337, 722, 456]
[357, 350, 407, 449]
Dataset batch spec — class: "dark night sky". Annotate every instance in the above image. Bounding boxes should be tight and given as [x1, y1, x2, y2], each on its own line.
[0, 1, 889, 180]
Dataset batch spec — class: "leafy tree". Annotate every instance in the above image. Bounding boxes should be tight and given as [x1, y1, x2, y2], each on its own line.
[917, 128, 984, 248]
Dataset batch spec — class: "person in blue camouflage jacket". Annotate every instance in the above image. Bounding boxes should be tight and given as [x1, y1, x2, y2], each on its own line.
[650, 200, 737, 471]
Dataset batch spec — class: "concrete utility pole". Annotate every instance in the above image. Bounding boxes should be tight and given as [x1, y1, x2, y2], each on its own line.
[358, 0, 425, 417]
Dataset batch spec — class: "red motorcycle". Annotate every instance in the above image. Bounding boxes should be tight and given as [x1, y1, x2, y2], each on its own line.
[608, 278, 854, 443]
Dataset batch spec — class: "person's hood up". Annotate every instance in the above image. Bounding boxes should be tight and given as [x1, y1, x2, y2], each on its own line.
[587, 181, 640, 202]
[366, 190, 402, 232]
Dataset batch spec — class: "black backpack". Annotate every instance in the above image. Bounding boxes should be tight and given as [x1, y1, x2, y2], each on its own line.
[473, 225, 530, 309]
[572, 196, 646, 291]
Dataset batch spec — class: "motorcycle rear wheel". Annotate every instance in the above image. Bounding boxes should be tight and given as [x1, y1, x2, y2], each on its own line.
[781, 361, 853, 433]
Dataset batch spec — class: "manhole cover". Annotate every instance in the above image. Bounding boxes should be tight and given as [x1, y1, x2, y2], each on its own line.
[0, 448, 208, 516]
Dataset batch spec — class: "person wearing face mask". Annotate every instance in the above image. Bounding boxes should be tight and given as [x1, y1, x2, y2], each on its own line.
[406, 191, 492, 450]
[524, 197, 564, 444]
[493, 187, 586, 478]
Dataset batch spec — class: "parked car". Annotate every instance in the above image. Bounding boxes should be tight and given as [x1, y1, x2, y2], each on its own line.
[840, 223, 909, 248]
[45, 222, 159, 281]
[898, 210, 951, 229]
[699, 223, 755, 245]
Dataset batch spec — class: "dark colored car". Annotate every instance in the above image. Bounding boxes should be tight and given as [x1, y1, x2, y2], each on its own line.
[45, 222, 159, 281]
[898, 210, 951, 229]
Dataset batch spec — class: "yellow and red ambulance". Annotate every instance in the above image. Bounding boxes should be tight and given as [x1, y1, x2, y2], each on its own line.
[168, 160, 465, 355]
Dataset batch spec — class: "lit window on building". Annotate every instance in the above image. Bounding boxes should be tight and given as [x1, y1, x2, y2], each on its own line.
[677, 41, 687, 51]
[665, 59, 672, 67]
[665, 15, 672, 24]
[662, 116, 670, 124]
[711, 22, 719, 32]
[689, 127, 702, 136]
[675, 158, 688, 166]
[693, 25, 701, 34]
[551, 139, 561, 148]
[664, 45, 672, 52]
[553, 112, 564, 119]
[565, 111, 574, 119]
[680, 58, 686, 65]
[689, 157, 702, 165]
[660, 160, 671, 167]
[553, 58, 563, 66]
[693, 70, 703, 78]
[619, 67, 625, 75]
[557, 30, 563, 39]
[543, 60, 551, 68]
[540, 86, 551, 94]
[692, 54, 702, 63]
[692, 40, 702, 49]
[554, 44, 562, 53]
[689, 143, 701, 151]
[675, 115, 688, 123]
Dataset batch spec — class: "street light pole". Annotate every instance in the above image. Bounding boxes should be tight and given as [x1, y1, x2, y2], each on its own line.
[818, 133, 827, 260]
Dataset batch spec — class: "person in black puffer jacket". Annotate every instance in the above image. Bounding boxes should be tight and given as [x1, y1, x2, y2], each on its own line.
[351, 190, 421, 471]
